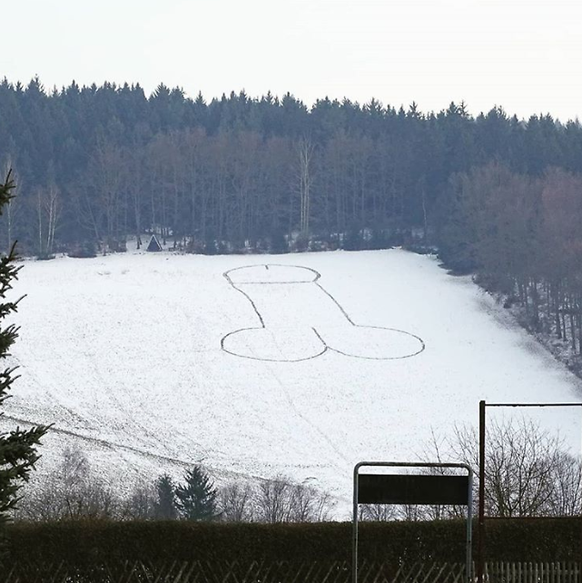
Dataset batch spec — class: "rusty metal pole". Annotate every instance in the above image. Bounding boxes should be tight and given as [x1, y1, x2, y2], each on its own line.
[477, 400, 486, 583]
[353, 464, 359, 583]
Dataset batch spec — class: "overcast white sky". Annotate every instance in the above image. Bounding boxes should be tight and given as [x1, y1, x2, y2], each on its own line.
[2, 0, 582, 121]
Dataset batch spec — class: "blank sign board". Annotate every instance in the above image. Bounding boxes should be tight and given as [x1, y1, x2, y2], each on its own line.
[357, 473, 470, 506]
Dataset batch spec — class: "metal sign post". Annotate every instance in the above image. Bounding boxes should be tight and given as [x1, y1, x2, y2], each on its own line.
[353, 461, 473, 583]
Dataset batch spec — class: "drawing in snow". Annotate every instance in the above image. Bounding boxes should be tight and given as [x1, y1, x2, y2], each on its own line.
[221, 264, 425, 362]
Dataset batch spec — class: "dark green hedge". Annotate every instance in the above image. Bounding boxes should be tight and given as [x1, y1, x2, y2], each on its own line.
[4, 518, 581, 565]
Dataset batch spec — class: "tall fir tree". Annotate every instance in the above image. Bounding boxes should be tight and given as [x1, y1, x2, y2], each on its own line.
[153, 474, 177, 519]
[175, 466, 219, 521]
[0, 171, 47, 526]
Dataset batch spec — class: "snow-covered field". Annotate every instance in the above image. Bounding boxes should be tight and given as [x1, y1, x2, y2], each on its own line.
[3, 248, 582, 510]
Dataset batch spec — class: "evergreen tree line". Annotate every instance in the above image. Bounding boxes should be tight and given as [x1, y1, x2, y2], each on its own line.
[2, 78, 582, 256]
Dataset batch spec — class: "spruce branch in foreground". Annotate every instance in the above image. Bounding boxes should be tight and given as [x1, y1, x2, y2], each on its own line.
[0, 170, 48, 525]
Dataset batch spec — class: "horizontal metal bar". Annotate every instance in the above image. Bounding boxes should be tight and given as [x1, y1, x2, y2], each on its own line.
[354, 461, 473, 472]
[484, 515, 582, 520]
[486, 403, 582, 408]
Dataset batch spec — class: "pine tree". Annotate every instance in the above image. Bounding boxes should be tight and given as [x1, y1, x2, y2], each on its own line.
[0, 171, 47, 526]
[175, 466, 219, 521]
[153, 474, 177, 519]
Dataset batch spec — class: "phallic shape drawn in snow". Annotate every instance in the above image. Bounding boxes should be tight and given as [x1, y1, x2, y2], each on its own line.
[221, 264, 426, 362]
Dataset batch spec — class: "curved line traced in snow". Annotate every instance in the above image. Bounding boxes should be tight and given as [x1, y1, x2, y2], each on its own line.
[221, 264, 426, 362]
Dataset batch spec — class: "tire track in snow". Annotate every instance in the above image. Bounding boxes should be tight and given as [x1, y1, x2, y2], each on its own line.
[10, 350, 216, 466]
[84, 346, 215, 462]
[1, 413, 258, 482]
[266, 365, 350, 470]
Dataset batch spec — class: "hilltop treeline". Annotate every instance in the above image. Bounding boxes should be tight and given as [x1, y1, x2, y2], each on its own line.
[1, 78, 582, 359]
[2, 77, 582, 256]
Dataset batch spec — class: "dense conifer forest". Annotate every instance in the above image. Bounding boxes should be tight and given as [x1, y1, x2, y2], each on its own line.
[1, 77, 582, 360]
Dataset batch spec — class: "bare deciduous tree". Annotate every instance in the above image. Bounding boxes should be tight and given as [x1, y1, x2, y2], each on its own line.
[123, 482, 157, 520]
[254, 475, 334, 523]
[451, 418, 581, 517]
[16, 447, 119, 521]
[297, 137, 315, 237]
[219, 483, 254, 522]
[35, 183, 60, 257]
[359, 503, 397, 521]
[255, 476, 291, 523]
[288, 481, 335, 522]
[546, 452, 582, 517]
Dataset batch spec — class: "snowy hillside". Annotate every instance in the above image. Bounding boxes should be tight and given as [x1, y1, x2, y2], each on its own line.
[3, 248, 582, 510]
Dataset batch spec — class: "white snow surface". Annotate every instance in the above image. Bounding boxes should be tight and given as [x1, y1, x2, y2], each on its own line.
[3, 248, 582, 511]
